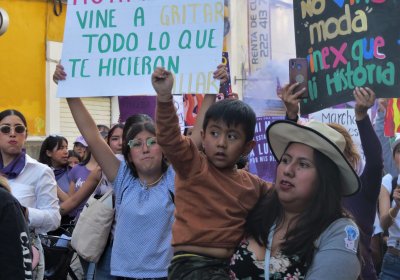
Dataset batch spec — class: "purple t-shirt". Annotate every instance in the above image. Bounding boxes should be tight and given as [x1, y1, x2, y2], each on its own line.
[68, 164, 99, 219]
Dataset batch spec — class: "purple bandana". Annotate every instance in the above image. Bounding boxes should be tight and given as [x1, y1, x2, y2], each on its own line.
[53, 167, 69, 181]
[0, 149, 26, 179]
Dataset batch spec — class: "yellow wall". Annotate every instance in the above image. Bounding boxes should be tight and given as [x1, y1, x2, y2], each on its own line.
[0, 0, 66, 136]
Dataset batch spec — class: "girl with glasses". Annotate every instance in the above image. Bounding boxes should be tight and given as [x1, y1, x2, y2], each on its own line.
[0, 109, 60, 280]
[54, 63, 227, 280]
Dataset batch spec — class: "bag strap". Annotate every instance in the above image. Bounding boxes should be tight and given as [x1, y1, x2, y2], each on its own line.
[98, 188, 113, 202]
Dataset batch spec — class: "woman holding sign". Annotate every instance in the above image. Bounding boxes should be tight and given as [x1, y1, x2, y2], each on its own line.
[54, 64, 228, 279]
[281, 84, 383, 279]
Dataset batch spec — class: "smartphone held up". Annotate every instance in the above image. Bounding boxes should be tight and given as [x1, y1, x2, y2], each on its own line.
[289, 58, 309, 99]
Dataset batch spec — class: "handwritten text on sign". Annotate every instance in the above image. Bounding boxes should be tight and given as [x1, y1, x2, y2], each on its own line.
[293, 0, 400, 114]
[58, 0, 224, 97]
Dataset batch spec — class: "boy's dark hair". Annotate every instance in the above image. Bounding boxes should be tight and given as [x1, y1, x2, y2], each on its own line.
[38, 135, 68, 167]
[203, 99, 256, 142]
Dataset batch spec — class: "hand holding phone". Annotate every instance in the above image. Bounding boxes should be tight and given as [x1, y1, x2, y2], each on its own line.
[289, 58, 309, 99]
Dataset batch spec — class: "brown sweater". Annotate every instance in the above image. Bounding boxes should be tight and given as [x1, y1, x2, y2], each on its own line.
[156, 98, 270, 249]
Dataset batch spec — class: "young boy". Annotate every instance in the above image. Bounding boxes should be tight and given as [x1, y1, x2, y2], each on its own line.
[152, 68, 270, 279]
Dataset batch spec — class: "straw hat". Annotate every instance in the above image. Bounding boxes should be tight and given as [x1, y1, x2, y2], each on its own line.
[266, 120, 360, 196]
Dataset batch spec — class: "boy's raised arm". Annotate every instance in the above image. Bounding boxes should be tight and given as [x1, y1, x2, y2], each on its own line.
[153, 68, 198, 178]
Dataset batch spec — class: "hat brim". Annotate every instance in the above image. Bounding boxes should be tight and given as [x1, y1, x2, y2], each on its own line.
[73, 141, 88, 148]
[266, 120, 360, 196]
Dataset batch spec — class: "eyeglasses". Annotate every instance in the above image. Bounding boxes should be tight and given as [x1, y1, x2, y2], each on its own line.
[128, 137, 157, 150]
[0, 125, 26, 134]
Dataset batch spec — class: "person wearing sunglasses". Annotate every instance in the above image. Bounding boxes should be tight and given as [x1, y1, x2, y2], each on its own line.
[0, 109, 60, 280]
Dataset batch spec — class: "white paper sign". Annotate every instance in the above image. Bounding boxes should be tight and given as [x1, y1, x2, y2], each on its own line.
[309, 108, 372, 159]
[58, 0, 224, 97]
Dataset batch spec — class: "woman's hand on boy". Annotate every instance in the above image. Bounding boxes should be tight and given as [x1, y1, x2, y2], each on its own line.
[152, 67, 174, 102]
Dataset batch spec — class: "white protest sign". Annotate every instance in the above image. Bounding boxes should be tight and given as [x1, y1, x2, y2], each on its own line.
[58, 0, 224, 97]
[309, 108, 372, 160]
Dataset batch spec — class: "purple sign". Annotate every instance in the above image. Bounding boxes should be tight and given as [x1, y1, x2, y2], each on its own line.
[248, 115, 284, 183]
[118, 96, 156, 122]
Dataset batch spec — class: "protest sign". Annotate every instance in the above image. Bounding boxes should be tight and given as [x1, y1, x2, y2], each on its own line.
[118, 96, 156, 121]
[384, 98, 400, 137]
[293, 1, 400, 114]
[248, 115, 284, 183]
[58, 0, 224, 97]
[248, 0, 271, 74]
[118, 95, 184, 133]
[309, 107, 373, 159]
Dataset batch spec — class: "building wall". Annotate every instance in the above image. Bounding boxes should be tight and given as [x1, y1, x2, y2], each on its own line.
[0, 0, 50, 136]
[60, 97, 111, 150]
[0, 1, 113, 158]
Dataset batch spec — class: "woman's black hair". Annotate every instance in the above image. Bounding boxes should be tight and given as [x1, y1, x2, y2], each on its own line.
[80, 150, 92, 166]
[122, 114, 168, 177]
[122, 114, 153, 142]
[107, 123, 125, 146]
[246, 144, 349, 267]
[38, 135, 68, 167]
[0, 109, 27, 127]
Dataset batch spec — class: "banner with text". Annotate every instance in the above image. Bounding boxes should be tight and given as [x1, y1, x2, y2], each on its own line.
[384, 98, 400, 137]
[248, 0, 271, 73]
[293, 1, 400, 114]
[248, 115, 283, 183]
[309, 107, 372, 159]
[58, 0, 224, 97]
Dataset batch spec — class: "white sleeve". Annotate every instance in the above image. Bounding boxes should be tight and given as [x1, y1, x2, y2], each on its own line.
[381, 174, 393, 193]
[305, 218, 361, 280]
[28, 166, 61, 233]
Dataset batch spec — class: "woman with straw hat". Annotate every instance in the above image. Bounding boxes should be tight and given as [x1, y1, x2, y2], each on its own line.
[230, 120, 361, 279]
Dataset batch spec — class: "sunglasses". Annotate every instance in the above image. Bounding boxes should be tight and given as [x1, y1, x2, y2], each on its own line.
[0, 125, 26, 134]
[128, 137, 157, 150]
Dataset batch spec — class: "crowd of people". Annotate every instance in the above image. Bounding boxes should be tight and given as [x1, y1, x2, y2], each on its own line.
[0, 63, 399, 280]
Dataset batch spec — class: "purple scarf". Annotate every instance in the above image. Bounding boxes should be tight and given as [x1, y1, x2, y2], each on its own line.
[53, 167, 69, 181]
[0, 149, 26, 179]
